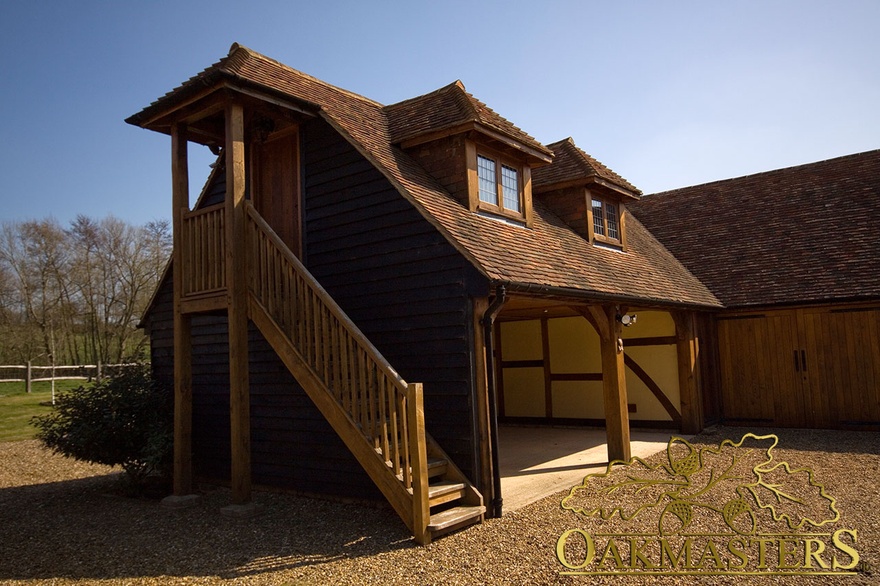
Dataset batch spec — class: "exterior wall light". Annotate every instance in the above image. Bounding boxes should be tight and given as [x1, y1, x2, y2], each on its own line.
[617, 313, 637, 327]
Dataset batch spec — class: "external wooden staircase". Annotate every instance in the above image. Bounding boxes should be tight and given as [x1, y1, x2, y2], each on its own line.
[182, 201, 483, 544]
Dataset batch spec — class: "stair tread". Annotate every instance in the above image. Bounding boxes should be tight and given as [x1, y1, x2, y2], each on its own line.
[427, 457, 447, 478]
[428, 505, 485, 531]
[428, 481, 466, 498]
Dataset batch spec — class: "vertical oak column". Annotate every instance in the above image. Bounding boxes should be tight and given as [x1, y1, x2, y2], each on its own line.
[674, 311, 703, 434]
[171, 122, 193, 496]
[225, 103, 252, 505]
[584, 305, 631, 462]
[471, 297, 494, 506]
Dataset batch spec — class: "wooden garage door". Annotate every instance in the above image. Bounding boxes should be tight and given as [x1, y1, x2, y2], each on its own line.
[718, 307, 880, 429]
[800, 307, 880, 427]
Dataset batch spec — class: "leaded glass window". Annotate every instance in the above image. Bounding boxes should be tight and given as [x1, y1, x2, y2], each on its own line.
[606, 202, 619, 240]
[476, 153, 522, 217]
[592, 199, 605, 236]
[591, 197, 623, 245]
[478, 155, 497, 205]
[501, 165, 520, 212]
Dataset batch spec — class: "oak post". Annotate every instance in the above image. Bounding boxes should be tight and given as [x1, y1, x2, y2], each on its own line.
[408, 382, 430, 545]
[586, 305, 631, 462]
[674, 311, 703, 434]
[226, 103, 252, 505]
[471, 297, 493, 505]
[171, 122, 193, 495]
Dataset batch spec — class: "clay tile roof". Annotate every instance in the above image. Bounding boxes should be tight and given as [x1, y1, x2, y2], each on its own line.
[629, 150, 880, 308]
[384, 81, 552, 158]
[129, 44, 719, 309]
[126, 43, 381, 129]
[533, 138, 641, 196]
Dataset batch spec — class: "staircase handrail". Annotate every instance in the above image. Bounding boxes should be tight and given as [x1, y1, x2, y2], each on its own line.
[244, 202, 430, 541]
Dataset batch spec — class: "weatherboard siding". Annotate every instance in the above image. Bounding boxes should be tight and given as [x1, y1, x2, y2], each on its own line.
[146, 185, 380, 499]
[302, 118, 487, 480]
[145, 119, 487, 496]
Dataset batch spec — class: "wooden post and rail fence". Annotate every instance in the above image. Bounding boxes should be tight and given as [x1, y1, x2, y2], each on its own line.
[0, 363, 139, 392]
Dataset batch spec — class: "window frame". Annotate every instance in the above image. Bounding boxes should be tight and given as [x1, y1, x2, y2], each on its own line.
[467, 142, 532, 224]
[587, 194, 626, 248]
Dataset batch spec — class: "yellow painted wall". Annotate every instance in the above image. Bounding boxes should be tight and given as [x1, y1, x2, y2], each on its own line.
[500, 320, 544, 417]
[625, 345, 680, 420]
[502, 367, 545, 417]
[552, 381, 605, 418]
[547, 317, 601, 372]
[621, 311, 679, 421]
[621, 310, 675, 339]
[500, 320, 542, 361]
[499, 312, 680, 423]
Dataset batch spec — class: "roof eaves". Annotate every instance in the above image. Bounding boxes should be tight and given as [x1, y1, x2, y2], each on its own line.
[501, 279, 723, 310]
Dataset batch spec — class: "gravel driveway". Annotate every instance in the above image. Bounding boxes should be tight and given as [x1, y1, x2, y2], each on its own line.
[0, 426, 876, 585]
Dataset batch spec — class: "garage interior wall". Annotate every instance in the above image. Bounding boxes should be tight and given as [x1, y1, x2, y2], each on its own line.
[498, 311, 681, 425]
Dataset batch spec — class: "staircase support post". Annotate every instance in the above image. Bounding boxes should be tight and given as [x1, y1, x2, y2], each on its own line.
[171, 122, 193, 496]
[407, 382, 430, 545]
[226, 102, 252, 505]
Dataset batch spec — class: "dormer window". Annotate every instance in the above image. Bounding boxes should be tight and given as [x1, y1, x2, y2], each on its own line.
[587, 195, 626, 248]
[592, 198, 619, 241]
[467, 144, 534, 224]
[478, 154, 521, 214]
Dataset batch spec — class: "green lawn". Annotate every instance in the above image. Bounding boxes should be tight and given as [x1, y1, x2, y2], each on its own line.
[0, 380, 90, 442]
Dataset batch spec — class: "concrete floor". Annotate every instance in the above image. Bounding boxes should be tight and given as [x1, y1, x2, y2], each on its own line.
[498, 425, 683, 512]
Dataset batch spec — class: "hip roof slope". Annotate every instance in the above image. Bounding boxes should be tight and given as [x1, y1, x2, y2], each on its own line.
[630, 150, 880, 308]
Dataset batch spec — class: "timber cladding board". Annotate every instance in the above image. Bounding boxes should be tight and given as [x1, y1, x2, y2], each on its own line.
[405, 134, 470, 206]
[302, 119, 486, 480]
[717, 306, 880, 429]
[148, 246, 380, 499]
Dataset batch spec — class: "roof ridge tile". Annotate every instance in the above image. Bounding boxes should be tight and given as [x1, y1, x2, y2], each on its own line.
[228, 43, 385, 107]
[535, 137, 641, 194]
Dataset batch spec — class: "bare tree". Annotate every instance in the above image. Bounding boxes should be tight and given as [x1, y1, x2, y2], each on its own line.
[0, 216, 171, 366]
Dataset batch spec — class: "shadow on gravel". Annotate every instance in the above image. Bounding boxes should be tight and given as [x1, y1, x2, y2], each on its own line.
[0, 472, 414, 582]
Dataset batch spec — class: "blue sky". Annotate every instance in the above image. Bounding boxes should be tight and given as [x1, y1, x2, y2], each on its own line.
[1, 1, 878, 225]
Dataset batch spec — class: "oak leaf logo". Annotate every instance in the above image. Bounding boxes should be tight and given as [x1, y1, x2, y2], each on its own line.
[561, 433, 840, 535]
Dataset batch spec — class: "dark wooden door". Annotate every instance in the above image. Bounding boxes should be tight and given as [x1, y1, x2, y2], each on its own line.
[252, 128, 301, 258]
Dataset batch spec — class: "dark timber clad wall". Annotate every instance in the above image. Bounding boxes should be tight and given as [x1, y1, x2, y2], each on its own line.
[148, 163, 380, 499]
[302, 119, 487, 481]
[146, 119, 487, 497]
[149, 276, 379, 497]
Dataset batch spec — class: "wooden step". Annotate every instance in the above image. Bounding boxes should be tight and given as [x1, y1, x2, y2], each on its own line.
[427, 457, 448, 478]
[428, 505, 485, 536]
[428, 481, 466, 507]
[391, 455, 449, 483]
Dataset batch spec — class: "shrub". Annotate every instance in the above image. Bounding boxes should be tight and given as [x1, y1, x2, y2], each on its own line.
[31, 365, 173, 486]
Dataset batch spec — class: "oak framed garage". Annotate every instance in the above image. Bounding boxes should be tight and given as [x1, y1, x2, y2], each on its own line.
[631, 151, 880, 431]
